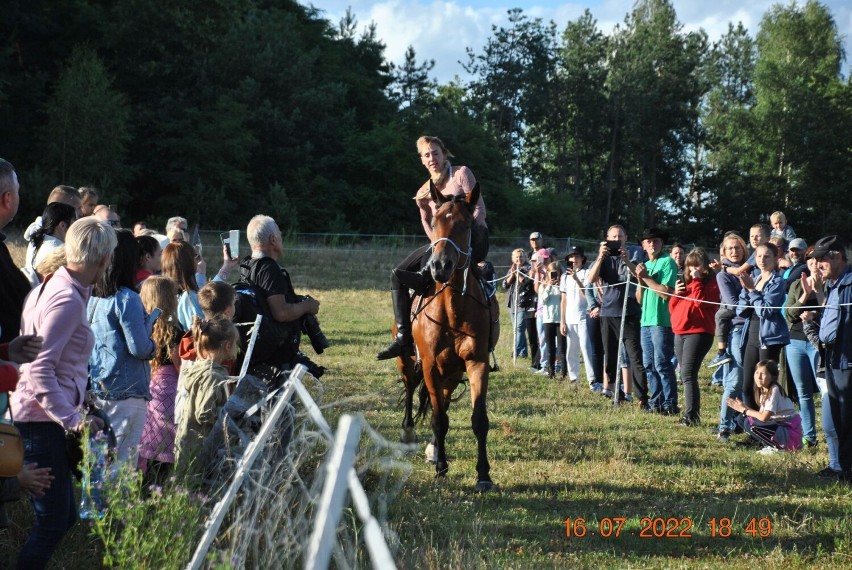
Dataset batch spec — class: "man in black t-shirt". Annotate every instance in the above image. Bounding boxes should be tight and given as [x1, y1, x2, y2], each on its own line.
[242, 215, 324, 373]
[586, 224, 650, 409]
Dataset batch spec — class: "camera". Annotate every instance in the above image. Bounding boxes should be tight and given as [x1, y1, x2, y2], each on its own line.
[606, 240, 622, 256]
[298, 295, 330, 354]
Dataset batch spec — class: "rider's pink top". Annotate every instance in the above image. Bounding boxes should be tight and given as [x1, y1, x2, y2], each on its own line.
[414, 165, 486, 240]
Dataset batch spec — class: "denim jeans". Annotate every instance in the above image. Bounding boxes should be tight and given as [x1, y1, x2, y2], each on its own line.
[718, 326, 745, 433]
[537, 314, 547, 368]
[817, 376, 841, 470]
[641, 326, 677, 411]
[785, 338, 818, 444]
[15, 421, 77, 570]
[510, 311, 528, 358]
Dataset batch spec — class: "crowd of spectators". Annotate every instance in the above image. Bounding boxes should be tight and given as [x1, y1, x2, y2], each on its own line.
[0, 159, 327, 569]
[502, 216, 851, 482]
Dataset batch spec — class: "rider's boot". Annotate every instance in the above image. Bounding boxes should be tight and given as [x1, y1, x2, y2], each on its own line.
[376, 288, 414, 360]
[394, 266, 433, 296]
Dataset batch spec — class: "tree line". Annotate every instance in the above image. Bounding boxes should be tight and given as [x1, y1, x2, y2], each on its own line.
[1, 0, 849, 246]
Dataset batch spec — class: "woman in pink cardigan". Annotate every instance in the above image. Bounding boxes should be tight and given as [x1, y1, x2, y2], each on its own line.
[11, 217, 116, 570]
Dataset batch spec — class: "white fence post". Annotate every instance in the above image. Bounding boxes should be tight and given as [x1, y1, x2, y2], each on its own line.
[304, 415, 362, 570]
[186, 364, 306, 570]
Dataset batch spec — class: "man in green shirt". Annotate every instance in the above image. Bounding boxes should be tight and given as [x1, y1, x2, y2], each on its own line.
[635, 227, 679, 415]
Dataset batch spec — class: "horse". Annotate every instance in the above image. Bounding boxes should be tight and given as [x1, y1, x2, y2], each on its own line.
[397, 180, 496, 492]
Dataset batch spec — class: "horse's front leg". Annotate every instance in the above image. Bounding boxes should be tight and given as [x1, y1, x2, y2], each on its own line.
[467, 361, 494, 492]
[429, 389, 450, 477]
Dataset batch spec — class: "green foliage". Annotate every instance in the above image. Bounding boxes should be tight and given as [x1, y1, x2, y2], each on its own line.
[39, 46, 132, 205]
[0, 0, 849, 245]
[87, 467, 208, 569]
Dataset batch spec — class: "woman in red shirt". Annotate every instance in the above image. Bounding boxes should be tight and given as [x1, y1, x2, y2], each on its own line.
[670, 248, 720, 426]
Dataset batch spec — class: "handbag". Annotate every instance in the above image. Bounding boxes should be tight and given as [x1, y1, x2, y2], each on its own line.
[0, 406, 24, 478]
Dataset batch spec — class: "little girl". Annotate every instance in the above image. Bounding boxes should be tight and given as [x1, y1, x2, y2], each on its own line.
[174, 315, 238, 476]
[137, 276, 183, 481]
[726, 359, 802, 454]
[536, 261, 564, 379]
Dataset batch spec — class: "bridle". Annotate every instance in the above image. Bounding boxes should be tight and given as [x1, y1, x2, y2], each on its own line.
[430, 216, 473, 294]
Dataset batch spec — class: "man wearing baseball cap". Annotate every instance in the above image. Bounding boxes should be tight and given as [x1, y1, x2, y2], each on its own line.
[814, 235, 852, 482]
[783, 237, 808, 291]
[528, 232, 545, 259]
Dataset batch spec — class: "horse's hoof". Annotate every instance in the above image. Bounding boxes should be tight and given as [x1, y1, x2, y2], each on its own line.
[425, 442, 437, 464]
[474, 480, 496, 493]
[400, 430, 418, 445]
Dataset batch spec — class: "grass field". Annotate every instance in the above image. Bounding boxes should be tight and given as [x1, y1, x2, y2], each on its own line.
[2, 236, 852, 569]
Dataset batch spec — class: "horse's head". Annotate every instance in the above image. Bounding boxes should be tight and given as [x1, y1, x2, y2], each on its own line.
[427, 181, 480, 284]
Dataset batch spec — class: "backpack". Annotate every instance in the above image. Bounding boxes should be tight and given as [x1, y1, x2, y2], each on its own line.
[232, 259, 300, 368]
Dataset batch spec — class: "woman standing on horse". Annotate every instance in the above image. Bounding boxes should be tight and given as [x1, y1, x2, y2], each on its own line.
[376, 136, 488, 360]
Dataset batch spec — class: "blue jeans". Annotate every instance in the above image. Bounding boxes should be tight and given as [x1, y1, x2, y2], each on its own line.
[537, 314, 547, 368]
[718, 326, 745, 432]
[785, 338, 818, 444]
[818, 378, 841, 471]
[641, 326, 677, 410]
[15, 421, 78, 569]
[510, 311, 528, 357]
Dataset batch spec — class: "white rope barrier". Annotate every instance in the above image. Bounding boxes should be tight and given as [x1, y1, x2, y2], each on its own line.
[503, 268, 850, 311]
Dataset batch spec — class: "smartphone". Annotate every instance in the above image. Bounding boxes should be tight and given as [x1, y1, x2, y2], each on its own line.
[220, 230, 240, 260]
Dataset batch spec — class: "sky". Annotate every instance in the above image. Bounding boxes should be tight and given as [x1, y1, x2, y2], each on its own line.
[305, 0, 851, 83]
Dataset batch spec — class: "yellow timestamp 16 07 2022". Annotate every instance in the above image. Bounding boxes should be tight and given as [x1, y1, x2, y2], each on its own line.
[563, 516, 773, 539]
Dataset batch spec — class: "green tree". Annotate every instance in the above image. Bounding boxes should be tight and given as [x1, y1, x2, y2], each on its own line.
[389, 45, 436, 113]
[39, 46, 132, 204]
[700, 22, 762, 240]
[551, 11, 610, 231]
[752, 0, 851, 238]
[464, 9, 557, 183]
[606, 0, 708, 232]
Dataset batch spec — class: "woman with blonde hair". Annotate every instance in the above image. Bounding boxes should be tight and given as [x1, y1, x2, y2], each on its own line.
[503, 248, 536, 360]
[377, 136, 488, 360]
[12, 218, 116, 568]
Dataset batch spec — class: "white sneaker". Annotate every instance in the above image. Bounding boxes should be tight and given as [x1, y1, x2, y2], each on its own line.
[757, 446, 780, 455]
[535, 368, 549, 375]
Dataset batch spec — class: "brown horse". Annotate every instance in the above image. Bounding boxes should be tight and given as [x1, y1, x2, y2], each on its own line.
[397, 180, 496, 492]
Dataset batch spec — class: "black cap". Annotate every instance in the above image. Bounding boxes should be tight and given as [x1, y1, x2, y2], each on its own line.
[809, 235, 846, 259]
[565, 246, 585, 262]
[640, 227, 669, 242]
